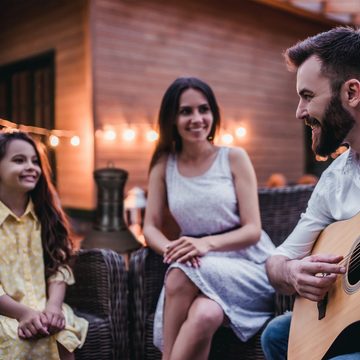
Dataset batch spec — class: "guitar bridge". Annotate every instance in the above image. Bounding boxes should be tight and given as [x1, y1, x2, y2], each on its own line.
[317, 293, 328, 320]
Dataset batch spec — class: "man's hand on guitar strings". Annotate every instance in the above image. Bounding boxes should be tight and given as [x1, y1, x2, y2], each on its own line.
[287, 254, 346, 302]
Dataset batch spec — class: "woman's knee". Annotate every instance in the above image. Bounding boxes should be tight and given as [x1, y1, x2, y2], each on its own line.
[187, 297, 224, 334]
[165, 268, 197, 297]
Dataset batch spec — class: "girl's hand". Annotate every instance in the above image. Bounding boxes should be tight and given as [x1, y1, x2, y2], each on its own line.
[18, 309, 49, 339]
[163, 237, 209, 265]
[43, 303, 65, 334]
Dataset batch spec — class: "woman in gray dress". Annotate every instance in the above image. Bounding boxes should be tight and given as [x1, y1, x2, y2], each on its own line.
[143, 77, 275, 360]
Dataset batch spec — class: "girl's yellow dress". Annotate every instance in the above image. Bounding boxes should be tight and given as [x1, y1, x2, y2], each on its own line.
[0, 200, 88, 360]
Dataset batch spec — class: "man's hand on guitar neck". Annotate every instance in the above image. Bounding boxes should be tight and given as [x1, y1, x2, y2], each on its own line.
[266, 254, 346, 302]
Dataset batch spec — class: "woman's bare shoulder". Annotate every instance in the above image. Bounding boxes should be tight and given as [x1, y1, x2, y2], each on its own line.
[149, 154, 169, 179]
[228, 147, 250, 165]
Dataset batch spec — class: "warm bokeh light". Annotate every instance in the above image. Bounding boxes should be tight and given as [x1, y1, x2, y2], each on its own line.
[123, 128, 136, 142]
[70, 135, 81, 147]
[221, 133, 234, 145]
[146, 129, 159, 142]
[103, 128, 117, 141]
[315, 154, 328, 162]
[330, 144, 349, 159]
[235, 126, 247, 138]
[49, 135, 60, 147]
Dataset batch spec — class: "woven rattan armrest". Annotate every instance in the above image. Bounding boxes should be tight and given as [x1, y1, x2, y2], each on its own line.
[66, 248, 129, 360]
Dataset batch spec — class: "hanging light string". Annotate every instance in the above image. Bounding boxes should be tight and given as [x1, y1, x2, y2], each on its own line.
[0, 118, 18, 129]
[0, 118, 80, 147]
[0, 117, 247, 147]
[96, 124, 247, 145]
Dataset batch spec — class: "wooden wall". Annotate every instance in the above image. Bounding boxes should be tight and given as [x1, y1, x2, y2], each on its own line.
[91, 0, 331, 189]
[0, 0, 94, 209]
[0, 0, 333, 211]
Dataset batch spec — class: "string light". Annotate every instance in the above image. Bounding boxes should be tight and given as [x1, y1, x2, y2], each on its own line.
[0, 119, 17, 129]
[96, 123, 247, 144]
[49, 135, 60, 147]
[146, 129, 159, 142]
[315, 155, 328, 162]
[103, 127, 117, 141]
[70, 135, 80, 147]
[0, 118, 80, 147]
[235, 126, 247, 138]
[122, 128, 136, 142]
[221, 133, 234, 145]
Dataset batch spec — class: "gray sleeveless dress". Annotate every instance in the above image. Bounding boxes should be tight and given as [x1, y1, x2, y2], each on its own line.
[153, 147, 275, 350]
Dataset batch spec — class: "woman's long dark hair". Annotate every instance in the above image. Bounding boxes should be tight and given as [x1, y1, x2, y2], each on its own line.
[149, 77, 221, 171]
[0, 131, 73, 279]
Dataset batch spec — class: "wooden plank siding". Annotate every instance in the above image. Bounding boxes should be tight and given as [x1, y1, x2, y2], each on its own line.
[91, 0, 331, 190]
[0, 0, 333, 211]
[0, 0, 94, 209]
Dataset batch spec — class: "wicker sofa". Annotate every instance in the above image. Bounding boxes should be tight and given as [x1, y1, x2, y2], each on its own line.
[65, 248, 129, 360]
[128, 185, 314, 360]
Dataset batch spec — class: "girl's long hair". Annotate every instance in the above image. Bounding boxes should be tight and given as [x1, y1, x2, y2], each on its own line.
[0, 131, 73, 279]
[149, 77, 221, 171]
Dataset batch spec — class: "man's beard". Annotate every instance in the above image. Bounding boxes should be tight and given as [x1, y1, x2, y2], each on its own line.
[307, 95, 355, 157]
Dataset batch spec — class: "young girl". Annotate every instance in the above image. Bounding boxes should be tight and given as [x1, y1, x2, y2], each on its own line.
[143, 77, 275, 360]
[0, 131, 88, 360]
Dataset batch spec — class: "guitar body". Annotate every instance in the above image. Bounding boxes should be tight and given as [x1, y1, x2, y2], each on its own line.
[288, 213, 360, 360]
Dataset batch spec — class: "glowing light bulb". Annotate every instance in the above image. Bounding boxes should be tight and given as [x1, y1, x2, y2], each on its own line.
[315, 154, 328, 162]
[70, 136, 80, 147]
[123, 128, 136, 142]
[49, 135, 59, 147]
[235, 127, 247, 138]
[103, 128, 117, 141]
[221, 133, 234, 145]
[146, 129, 159, 142]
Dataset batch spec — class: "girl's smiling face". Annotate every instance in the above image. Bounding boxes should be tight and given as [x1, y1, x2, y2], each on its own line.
[0, 139, 41, 195]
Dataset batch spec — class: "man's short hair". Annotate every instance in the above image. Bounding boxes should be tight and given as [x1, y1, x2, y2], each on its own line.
[285, 26, 360, 93]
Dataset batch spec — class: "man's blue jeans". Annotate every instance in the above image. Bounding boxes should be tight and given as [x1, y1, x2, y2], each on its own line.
[261, 312, 360, 359]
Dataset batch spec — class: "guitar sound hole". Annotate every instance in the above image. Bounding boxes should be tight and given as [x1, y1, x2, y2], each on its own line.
[348, 242, 360, 286]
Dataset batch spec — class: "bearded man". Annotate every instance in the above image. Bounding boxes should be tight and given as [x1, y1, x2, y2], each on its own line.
[261, 27, 360, 360]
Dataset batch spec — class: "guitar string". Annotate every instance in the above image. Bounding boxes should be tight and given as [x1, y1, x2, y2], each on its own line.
[339, 248, 357, 265]
[310, 241, 360, 276]
[345, 247, 360, 274]
[340, 240, 360, 264]
[337, 250, 355, 266]
[316, 244, 360, 274]
[337, 245, 360, 274]
[343, 244, 360, 265]
[339, 248, 359, 267]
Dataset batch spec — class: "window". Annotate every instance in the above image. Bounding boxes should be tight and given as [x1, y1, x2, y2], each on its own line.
[0, 51, 56, 178]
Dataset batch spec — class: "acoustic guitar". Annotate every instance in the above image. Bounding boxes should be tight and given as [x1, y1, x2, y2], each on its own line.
[288, 212, 360, 360]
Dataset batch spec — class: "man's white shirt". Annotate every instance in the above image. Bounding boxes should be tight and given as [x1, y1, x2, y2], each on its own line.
[274, 148, 360, 259]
